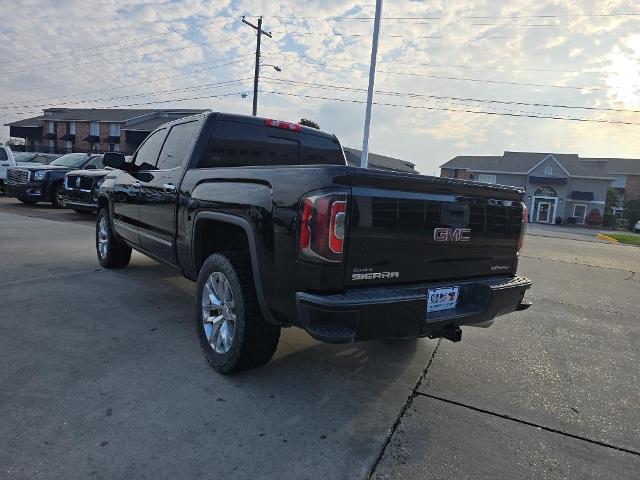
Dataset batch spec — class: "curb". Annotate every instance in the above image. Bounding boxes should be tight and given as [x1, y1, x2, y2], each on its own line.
[596, 233, 619, 243]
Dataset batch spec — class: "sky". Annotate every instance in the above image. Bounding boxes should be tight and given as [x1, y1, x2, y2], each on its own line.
[1, 0, 639, 175]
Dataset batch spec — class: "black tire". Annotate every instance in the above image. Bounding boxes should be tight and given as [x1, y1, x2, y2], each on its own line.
[51, 183, 65, 208]
[96, 208, 132, 268]
[196, 252, 280, 374]
[18, 199, 37, 204]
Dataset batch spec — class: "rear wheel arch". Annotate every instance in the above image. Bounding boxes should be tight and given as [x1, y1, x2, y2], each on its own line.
[192, 212, 276, 324]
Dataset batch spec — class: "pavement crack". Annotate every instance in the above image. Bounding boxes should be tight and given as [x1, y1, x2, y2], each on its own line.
[527, 296, 629, 316]
[366, 339, 442, 480]
[415, 391, 640, 457]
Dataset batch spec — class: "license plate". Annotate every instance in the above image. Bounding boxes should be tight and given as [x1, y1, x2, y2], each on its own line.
[427, 287, 459, 313]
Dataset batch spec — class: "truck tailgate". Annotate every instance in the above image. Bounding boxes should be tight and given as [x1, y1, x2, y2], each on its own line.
[344, 169, 525, 286]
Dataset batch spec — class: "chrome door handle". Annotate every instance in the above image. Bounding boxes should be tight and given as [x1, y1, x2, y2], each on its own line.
[162, 183, 176, 193]
[132, 182, 141, 188]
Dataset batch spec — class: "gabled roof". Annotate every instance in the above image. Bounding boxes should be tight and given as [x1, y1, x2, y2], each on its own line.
[343, 147, 417, 174]
[441, 151, 629, 178]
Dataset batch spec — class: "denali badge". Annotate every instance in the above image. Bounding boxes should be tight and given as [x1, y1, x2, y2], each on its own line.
[352, 271, 399, 281]
[434, 227, 471, 242]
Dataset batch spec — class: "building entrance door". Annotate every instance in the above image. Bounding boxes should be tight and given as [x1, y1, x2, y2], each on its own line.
[537, 201, 552, 223]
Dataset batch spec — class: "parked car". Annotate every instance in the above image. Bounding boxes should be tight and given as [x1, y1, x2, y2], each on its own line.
[64, 157, 131, 213]
[0, 145, 16, 194]
[5, 153, 104, 207]
[635, 220, 640, 233]
[13, 152, 60, 166]
[96, 112, 532, 374]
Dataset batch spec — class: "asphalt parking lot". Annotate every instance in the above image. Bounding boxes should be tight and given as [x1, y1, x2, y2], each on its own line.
[0, 196, 638, 479]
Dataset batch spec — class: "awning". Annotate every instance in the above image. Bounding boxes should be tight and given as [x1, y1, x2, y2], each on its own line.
[60, 134, 75, 141]
[571, 191, 594, 201]
[44, 133, 57, 140]
[83, 135, 100, 142]
[106, 136, 120, 144]
[528, 175, 567, 185]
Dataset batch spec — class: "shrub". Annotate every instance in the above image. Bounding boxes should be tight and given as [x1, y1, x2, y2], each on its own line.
[623, 200, 640, 231]
[555, 216, 563, 225]
[566, 216, 576, 225]
[585, 208, 603, 227]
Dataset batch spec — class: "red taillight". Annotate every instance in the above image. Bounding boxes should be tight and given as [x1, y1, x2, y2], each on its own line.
[517, 203, 528, 253]
[265, 119, 301, 132]
[298, 192, 348, 263]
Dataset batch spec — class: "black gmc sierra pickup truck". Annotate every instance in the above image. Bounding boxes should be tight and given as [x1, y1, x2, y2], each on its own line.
[97, 112, 531, 374]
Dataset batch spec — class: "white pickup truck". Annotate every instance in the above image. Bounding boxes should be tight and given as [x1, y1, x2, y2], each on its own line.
[0, 145, 16, 193]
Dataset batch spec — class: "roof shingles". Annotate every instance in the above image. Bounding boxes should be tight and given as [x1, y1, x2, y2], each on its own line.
[442, 151, 639, 178]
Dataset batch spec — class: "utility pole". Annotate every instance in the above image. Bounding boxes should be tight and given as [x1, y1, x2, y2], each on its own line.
[242, 16, 272, 116]
[360, 0, 383, 168]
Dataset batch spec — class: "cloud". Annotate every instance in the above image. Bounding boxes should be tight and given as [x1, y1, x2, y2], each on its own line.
[1, 0, 639, 173]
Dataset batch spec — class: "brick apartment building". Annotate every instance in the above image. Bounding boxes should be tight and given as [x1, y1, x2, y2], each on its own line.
[6, 108, 206, 155]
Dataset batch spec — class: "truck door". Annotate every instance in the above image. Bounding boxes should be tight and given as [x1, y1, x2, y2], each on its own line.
[137, 121, 199, 264]
[112, 128, 167, 246]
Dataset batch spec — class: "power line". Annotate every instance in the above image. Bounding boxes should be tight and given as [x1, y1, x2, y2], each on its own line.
[0, 18, 236, 64]
[267, 13, 640, 20]
[1, 52, 255, 94]
[260, 76, 640, 114]
[3, 91, 251, 116]
[0, 56, 252, 108]
[261, 90, 640, 125]
[263, 54, 609, 91]
[272, 31, 445, 39]
[0, 78, 254, 110]
[0, 34, 249, 76]
[266, 50, 616, 75]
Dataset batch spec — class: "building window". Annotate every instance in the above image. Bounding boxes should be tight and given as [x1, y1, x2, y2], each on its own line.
[108, 123, 120, 137]
[108, 143, 120, 152]
[48, 121, 55, 134]
[65, 141, 73, 153]
[68, 122, 75, 134]
[573, 204, 587, 225]
[90, 122, 100, 136]
[478, 174, 497, 184]
[90, 143, 99, 153]
[48, 139, 55, 153]
[544, 166, 553, 176]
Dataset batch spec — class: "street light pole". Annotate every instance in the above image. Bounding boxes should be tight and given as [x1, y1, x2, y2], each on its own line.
[242, 16, 272, 116]
[360, 0, 383, 168]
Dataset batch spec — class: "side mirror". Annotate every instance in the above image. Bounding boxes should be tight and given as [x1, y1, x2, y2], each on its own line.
[103, 152, 126, 170]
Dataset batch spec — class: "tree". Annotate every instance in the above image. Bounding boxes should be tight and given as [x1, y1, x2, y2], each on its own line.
[623, 200, 640, 230]
[605, 187, 620, 215]
[299, 118, 320, 129]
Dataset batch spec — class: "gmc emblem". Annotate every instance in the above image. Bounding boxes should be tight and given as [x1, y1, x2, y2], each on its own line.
[434, 227, 471, 242]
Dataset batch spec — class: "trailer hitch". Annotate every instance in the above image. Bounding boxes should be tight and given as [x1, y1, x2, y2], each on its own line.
[431, 325, 462, 343]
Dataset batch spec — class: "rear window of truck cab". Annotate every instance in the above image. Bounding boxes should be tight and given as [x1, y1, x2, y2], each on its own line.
[198, 120, 345, 168]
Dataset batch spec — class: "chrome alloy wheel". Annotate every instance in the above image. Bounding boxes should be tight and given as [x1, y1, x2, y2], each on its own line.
[98, 217, 109, 259]
[202, 272, 236, 354]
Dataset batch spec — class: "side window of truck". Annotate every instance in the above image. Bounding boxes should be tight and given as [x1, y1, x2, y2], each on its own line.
[133, 128, 167, 170]
[199, 121, 266, 168]
[156, 121, 198, 170]
[0, 149, 7, 161]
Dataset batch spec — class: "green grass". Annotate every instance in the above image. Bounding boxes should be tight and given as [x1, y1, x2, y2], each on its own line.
[605, 233, 640, 246]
